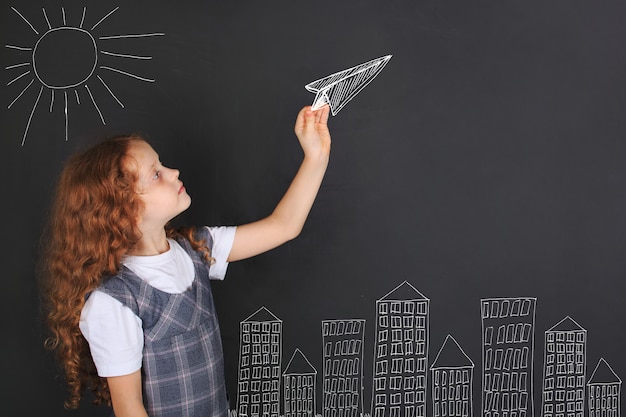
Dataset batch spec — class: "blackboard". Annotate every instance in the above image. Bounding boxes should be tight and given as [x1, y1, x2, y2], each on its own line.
[3, 0, 625, 416]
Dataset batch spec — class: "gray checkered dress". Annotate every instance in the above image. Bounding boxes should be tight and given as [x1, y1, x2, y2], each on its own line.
[99, 228, 230, 417]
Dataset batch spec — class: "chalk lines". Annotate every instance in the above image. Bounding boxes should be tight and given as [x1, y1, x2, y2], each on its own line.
[233, 286, 620, 417]
[5, 6, 163, 145]
[305, 55, 392, 116]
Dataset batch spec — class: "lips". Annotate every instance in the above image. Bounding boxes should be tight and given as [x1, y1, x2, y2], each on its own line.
[178, 184, 185, 194]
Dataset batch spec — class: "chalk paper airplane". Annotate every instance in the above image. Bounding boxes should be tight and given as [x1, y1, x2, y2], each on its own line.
[305, 54, 392, 115]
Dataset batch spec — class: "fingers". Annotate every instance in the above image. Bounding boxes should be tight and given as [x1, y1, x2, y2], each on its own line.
[295, 105, 330, 135]
[294, 106, 309, 133]
[315, 105, 330, 125]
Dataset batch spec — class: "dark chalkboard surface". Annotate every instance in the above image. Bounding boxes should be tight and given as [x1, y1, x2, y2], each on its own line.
[3, 0, 625, 416]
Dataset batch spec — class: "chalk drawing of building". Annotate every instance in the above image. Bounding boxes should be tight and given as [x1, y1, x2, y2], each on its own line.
[372, 281, 430, 417]
[237, 306, 283, 417]
[283, 348, 317, 417]
[431, 335, 475, 417]
[321, 319, 366, 417]
[541, 316, 586, 417]
[481, 298, 536, 417]
[587, 358, 621, 417]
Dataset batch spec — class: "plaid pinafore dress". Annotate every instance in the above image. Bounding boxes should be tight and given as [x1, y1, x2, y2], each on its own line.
[99, 228, 229, 417]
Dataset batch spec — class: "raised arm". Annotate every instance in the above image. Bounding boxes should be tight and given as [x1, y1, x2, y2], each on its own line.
[228, 105, 331, 262]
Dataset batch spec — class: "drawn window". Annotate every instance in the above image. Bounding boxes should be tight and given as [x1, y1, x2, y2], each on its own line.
[515, 324, 524, 343]
[405, 329, 415, 340]
[490, 301, 500, 318]
[392, 329, 402, 342]
[379, 330, 388, 342]
[405, 302, 415, 314]
[405, 358, 415, 372]
[392, 302, 402, 313]
[405, 376, 415, 390]
[482, 302, 490, 318]
[390, 376, 402, 390]
[506, 325, 515, 343]
[494, 349, 503, 370]
[485, 327, 494, 345]
[405, 391, 416, 404]
[521, 347, 529, 368]
[492, 374, 500, 391]
[416, 302, 427, 314]
[504, 349, 513, 371]
[374, 377, 386, 391]
[379, 303, 388, 314]
[521, 300, 531, 316]
[344, 321, 352, 334]
[501, 300, 510, 317]
[520, 373, 527, 390]
[511, 300, 521, 316]
[497, 326, 505, 344]
[338, 321, 345, 335]
[502, 373, 510, 391]
[392, 358, 403, 373]
[522, 325, 532, 342]
[376, 360, 388, 375]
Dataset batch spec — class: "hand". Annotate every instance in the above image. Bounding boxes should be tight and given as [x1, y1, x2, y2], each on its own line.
[227, 105, 332, 262]
[294, 105, 331, 163]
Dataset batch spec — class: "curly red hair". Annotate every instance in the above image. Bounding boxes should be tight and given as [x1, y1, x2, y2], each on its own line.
[41, 135, 210, 409]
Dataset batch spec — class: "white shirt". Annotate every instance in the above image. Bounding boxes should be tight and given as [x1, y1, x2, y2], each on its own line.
[79, 226, 236, 377]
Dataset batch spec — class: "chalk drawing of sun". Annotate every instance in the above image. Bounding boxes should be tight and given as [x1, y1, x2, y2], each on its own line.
[6, 6, 164, 145]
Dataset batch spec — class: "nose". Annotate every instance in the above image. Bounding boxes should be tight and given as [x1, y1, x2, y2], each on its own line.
[167, 167, 180, 180]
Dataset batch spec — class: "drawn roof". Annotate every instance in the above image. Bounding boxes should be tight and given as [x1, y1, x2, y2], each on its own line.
[588, 358, 622, 385]
[547, 316, 586, 332]
[283, 348, 317, 375]
[379, 281, 428, 302]
[431, 335, 474, 369]
[243, 306, 281, 323]
[305, 55, 392, 116]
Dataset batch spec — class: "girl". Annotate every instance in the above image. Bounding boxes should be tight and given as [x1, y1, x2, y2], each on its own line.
[41, 105, 331, 417]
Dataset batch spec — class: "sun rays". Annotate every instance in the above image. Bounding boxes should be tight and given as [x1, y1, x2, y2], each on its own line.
[5, 6, 164, 146]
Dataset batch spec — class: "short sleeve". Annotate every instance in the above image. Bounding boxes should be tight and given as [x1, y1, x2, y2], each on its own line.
[79, 291, 144, 377]
[206, 226, 236, 280]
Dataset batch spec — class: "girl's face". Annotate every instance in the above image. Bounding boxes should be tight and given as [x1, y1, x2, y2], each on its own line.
[127, 140, 191, 229]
